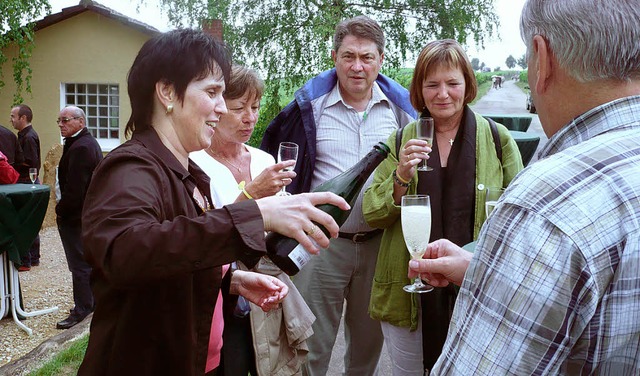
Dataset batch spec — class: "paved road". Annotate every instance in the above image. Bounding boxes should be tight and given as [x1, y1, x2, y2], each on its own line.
[470, 78, 548, 164]
[327, 78, 548, 376]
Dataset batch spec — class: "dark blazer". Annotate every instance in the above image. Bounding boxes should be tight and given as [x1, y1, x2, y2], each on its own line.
[79, 128, 266, 375]
[56, 128, 102, 225]
[0, 125, 23, 166]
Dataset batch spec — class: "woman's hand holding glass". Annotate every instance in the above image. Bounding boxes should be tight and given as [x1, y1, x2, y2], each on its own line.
[242, 160, 296, 200]
[396, 139, 432, 184]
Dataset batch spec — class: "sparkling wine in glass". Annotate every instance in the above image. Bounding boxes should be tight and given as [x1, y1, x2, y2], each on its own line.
[416, 117, 434, 171]
[29, 168, 38, 188]
[276, 142, 298, 196]
[401, 195, 434, 293]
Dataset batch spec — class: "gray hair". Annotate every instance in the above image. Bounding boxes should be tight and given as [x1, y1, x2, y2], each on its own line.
[333, 15, 385, 55]
[64, 105, 87, 121]
[520, 0, 640, 82]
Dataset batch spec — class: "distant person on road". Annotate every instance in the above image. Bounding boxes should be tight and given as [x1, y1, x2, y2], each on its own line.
[363, 39, 523, 375]
[409, 0, 640, 373]
[10, 104, 41, 271]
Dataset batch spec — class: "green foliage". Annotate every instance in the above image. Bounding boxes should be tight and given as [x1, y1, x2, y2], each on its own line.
[505, 54, 516, 69]
[517, 54, 527, 69]
[471, 57, 480, 71]
[519, 70, 528, 83]
[29, 334, 89, 376]
[152, 0, 500, 126]
[0, 0, 51, 104]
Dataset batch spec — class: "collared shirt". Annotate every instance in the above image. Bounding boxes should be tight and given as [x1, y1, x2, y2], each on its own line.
[311, 81, 398, 232]
[434, 96, 640, 375]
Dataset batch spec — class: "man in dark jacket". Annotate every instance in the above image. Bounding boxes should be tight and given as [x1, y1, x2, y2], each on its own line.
[0, 124, 23, 167]
[10, 104, 41, 271]
[261, 16, 416, 376]
[55, 105, 102, 329]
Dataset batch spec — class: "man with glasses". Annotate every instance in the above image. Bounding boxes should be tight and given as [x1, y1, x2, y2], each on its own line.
[10, 104, 41, 271]
[55, 105, 102, 330]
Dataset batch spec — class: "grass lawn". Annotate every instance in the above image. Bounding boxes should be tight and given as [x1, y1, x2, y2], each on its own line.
[29, 335, 88, 376]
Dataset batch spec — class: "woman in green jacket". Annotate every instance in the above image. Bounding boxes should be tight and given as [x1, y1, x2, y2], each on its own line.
[363, 39, 524, 375]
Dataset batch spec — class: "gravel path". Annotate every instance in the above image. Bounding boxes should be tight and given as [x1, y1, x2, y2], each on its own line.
[1, 227, 75, 367]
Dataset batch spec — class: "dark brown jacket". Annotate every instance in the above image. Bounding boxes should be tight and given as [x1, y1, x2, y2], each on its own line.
[79, 128, 266, 375]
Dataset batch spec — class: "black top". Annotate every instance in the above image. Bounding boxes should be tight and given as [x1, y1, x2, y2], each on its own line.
[56, 128, 102, 224]
[17, 125, 40, 183]
[0, 125, 24, 167]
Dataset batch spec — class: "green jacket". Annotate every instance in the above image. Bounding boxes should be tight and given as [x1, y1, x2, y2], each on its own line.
[363, 113, 524, 330]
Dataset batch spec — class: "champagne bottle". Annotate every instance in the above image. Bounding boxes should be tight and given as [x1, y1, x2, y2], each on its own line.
[266, 142, 390, 275]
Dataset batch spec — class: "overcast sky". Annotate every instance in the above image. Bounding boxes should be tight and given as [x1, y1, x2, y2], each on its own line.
[49, 0, 527, 70]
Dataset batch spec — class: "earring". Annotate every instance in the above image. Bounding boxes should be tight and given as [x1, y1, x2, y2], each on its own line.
[166, 105, 173, 114]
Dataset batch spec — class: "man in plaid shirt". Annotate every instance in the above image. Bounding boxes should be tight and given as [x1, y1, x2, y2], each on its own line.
[409, 0, 640, 374]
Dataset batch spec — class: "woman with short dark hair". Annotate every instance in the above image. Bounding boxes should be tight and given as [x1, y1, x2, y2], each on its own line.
[79, 29, 347, 376]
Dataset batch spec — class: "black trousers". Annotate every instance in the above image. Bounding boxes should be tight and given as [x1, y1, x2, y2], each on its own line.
[20, 234, 40, 267]
[221, 313, 257, 376]
[58, 221, 94, 316]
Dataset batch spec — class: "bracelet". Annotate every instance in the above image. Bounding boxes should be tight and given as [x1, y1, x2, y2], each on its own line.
[393, 170, 411, 187]
[238, 181, 254, 199]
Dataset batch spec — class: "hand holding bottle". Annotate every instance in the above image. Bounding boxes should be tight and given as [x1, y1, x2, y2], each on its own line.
[256, 192, 350, 253]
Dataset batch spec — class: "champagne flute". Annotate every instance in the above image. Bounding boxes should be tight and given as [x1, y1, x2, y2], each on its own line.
[29, 168, 38, 188]
[276, 142, 298, 196]
[416, 117, 434, 171]
[401, 195, 434, 293]
[484, 187, 505, 219]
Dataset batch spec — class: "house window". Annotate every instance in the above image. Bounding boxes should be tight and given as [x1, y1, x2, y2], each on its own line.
[62, 83, 120, 151]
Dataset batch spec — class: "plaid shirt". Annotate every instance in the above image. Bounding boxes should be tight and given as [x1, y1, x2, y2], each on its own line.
[434, 96, 640, 375]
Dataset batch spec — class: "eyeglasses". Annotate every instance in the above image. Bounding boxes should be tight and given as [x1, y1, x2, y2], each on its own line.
[56, 116, 81, 124]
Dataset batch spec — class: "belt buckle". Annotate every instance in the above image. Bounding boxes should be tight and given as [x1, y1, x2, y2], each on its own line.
[352, 232, 366, 243]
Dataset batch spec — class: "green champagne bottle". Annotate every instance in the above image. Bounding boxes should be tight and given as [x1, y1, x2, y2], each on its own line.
[266, 142, 390, 275]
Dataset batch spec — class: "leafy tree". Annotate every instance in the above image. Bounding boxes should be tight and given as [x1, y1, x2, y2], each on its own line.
[153, 0, 500, 130]
[505, 54, 516, 69]
[517, 53, 527, 69]
[494, 66, 501, 72]
[471, 57, 480, 71]
[0, 0, 51, 104]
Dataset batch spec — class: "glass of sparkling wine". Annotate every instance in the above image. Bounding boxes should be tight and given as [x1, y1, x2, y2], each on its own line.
[484, 187, 505, 219]
[276, 142, 298, 196]
[401, 194, 434, 293]
[416, 117, 434, 171]
[29, 168, 38, 188]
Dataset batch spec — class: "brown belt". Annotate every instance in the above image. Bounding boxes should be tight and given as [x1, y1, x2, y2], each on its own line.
[338, 229, 383, 243]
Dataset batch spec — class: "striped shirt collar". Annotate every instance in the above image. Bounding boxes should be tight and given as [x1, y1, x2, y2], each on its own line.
[324, 80, 389, 111]
[540, 95, 640, 158]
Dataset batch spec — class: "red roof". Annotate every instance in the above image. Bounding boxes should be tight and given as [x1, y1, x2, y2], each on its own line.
[33, 0, 161, 36]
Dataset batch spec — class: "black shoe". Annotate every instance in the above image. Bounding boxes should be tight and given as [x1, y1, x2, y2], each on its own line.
[56, 312, 89, 329]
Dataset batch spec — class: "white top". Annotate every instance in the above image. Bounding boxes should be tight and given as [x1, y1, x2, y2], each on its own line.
[190, 145, 275, 208]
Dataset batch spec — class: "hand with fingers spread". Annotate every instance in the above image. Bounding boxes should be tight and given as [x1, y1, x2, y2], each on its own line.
[256, 192, 350, 254]
[407, 238, 472, 287]
[243, 160, 296, 199]
[230, 270, 289, 312]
